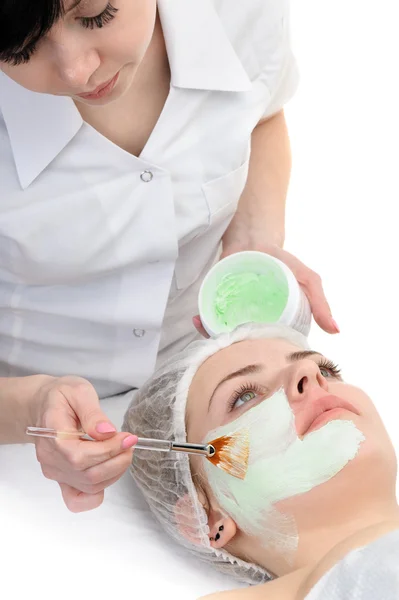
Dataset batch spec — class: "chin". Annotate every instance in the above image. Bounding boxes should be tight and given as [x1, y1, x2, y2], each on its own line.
[279, 442, 397, 521]
[73, 91, 122, 107]
[330, 434, 397, 506]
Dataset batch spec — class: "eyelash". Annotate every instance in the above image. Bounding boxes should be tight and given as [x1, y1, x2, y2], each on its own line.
[318, 358, 342, 378]
[227, 382, 265, 412]
[81, 3, 118, 30]
[227, 359, 342, 411]
[4, 2, 118, 66]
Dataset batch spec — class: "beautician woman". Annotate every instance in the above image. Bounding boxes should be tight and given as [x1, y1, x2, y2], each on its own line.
[0, 0, 338, 511]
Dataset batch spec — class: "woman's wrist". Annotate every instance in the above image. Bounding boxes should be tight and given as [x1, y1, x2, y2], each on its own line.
[0, 374, 54, 444]
[222, 220, 285, 257]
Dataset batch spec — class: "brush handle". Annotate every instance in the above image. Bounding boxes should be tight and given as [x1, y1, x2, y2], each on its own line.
[135, 437, 172, 452]
[25, 428, 212, 456]
[136, 438, 212, 456]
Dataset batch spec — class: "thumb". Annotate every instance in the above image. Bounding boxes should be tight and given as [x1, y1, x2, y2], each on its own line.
[193, 315, 210, 339]
[59, 483, 104, 513]
[67, 381, 117, 440]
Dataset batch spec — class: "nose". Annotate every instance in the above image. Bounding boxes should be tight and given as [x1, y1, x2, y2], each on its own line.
[286, 359, 328, 407]
[58, 51, 101, 89]
[48, 30, 101, 90]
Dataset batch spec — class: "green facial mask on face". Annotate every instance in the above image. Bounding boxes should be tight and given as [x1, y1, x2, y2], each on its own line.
[203, 389, 365, 561]
[213, 271, 289, 330]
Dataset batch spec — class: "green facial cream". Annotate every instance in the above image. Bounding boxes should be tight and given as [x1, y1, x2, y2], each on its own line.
[204, 389, 365, 562]
[213, 270, 289, 330]
[198, 251, 312, 337]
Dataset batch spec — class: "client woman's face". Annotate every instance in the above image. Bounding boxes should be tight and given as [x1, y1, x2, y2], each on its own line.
[186, 338, 397, 573]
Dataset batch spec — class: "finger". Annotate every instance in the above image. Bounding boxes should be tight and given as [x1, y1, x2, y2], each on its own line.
[57, 380, 117, 440]
[50, 448, 134, 491]
[82, 447, 133, 487]
[264, 247, 339, 334]
[193, 316, 210, 339]
[44, 461, 127, 494]
[59, 483, 104, 513]
[51, 465, 125, 494]
[262, 245, 311, 275]
[56, 432, 137, 471]
[299, 276, 339, 334]
[78, 475, 123, 495]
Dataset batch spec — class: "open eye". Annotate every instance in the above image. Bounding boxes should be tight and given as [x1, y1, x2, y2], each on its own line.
[228, 383, 266, 411]
[318, 359, 342, 379]
[234, 390, 257, 408]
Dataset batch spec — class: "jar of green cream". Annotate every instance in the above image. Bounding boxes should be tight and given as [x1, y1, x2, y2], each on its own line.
[198, 251, 311, 337]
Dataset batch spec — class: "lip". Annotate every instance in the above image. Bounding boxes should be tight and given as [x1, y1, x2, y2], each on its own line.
[299, 395, 359, 437]
[77, 72, 119, 99]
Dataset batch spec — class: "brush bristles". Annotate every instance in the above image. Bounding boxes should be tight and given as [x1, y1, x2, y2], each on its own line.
[206, 428, 250, 480]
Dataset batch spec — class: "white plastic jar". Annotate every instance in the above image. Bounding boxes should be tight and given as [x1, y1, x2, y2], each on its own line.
[198, 251, 311, 338]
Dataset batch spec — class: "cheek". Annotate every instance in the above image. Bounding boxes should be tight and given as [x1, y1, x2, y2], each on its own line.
[187, 413, 208, 445]
[116, 1, 157, 56]
[355, 413, 396, 468]
[186, 401, 223, 447]
[107, 27, 149, 64]
[330, 383, 375, 416]
[330, 384, 394, 464]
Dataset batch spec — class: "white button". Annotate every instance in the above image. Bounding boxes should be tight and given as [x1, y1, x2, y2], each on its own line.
[140, 171, 153, 183]
[133, 329, 146, 338]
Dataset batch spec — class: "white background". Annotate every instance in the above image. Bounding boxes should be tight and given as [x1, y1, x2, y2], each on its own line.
[286, 0, 399, 451]
[1, 2, 398, 599]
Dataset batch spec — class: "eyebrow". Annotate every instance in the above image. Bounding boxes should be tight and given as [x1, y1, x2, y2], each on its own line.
[288, 350, 321, 362]
[208, 364, 263, 408]
[208, 350, 322, 409]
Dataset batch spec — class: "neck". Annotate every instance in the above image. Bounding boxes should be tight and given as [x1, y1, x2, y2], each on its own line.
[243, 501, 399, 600]
[233, 497, 399, 597]
[295, 507, 399, 599]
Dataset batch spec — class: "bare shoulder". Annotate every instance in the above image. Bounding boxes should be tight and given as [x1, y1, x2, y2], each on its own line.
[198, 522, 399, 600]
[198, 586, 264, 600]
[199, 569, 309, 600]
[297, 519, 399, 600]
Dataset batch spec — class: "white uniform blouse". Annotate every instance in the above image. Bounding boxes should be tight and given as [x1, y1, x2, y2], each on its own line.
[0, 0, 298, 398]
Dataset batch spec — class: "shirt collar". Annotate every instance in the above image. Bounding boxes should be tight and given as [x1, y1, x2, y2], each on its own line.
[0, 0, 252, 189]
[158, 0, 252, 93]
[0, 75, 83, 189]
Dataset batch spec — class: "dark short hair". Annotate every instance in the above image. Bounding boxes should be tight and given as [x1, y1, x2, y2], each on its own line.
[0, 0, 65, 62]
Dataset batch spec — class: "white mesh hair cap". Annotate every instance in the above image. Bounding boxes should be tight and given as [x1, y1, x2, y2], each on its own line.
[122, 324, 310, 584]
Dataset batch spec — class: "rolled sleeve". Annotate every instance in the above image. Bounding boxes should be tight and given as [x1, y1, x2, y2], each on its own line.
[261, 51, 299, 120]
[260, 6, 299, 121]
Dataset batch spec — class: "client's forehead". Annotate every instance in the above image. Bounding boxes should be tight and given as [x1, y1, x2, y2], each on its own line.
[188, 338, 300, 405]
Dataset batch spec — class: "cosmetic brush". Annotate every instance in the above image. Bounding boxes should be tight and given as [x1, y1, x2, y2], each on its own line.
[26, 426, 250, 480]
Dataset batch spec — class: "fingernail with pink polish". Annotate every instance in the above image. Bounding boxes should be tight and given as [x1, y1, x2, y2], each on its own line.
[96, 422, 117, 434]
[122, 435, 138, 450]
[332, 319, 340, 333]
